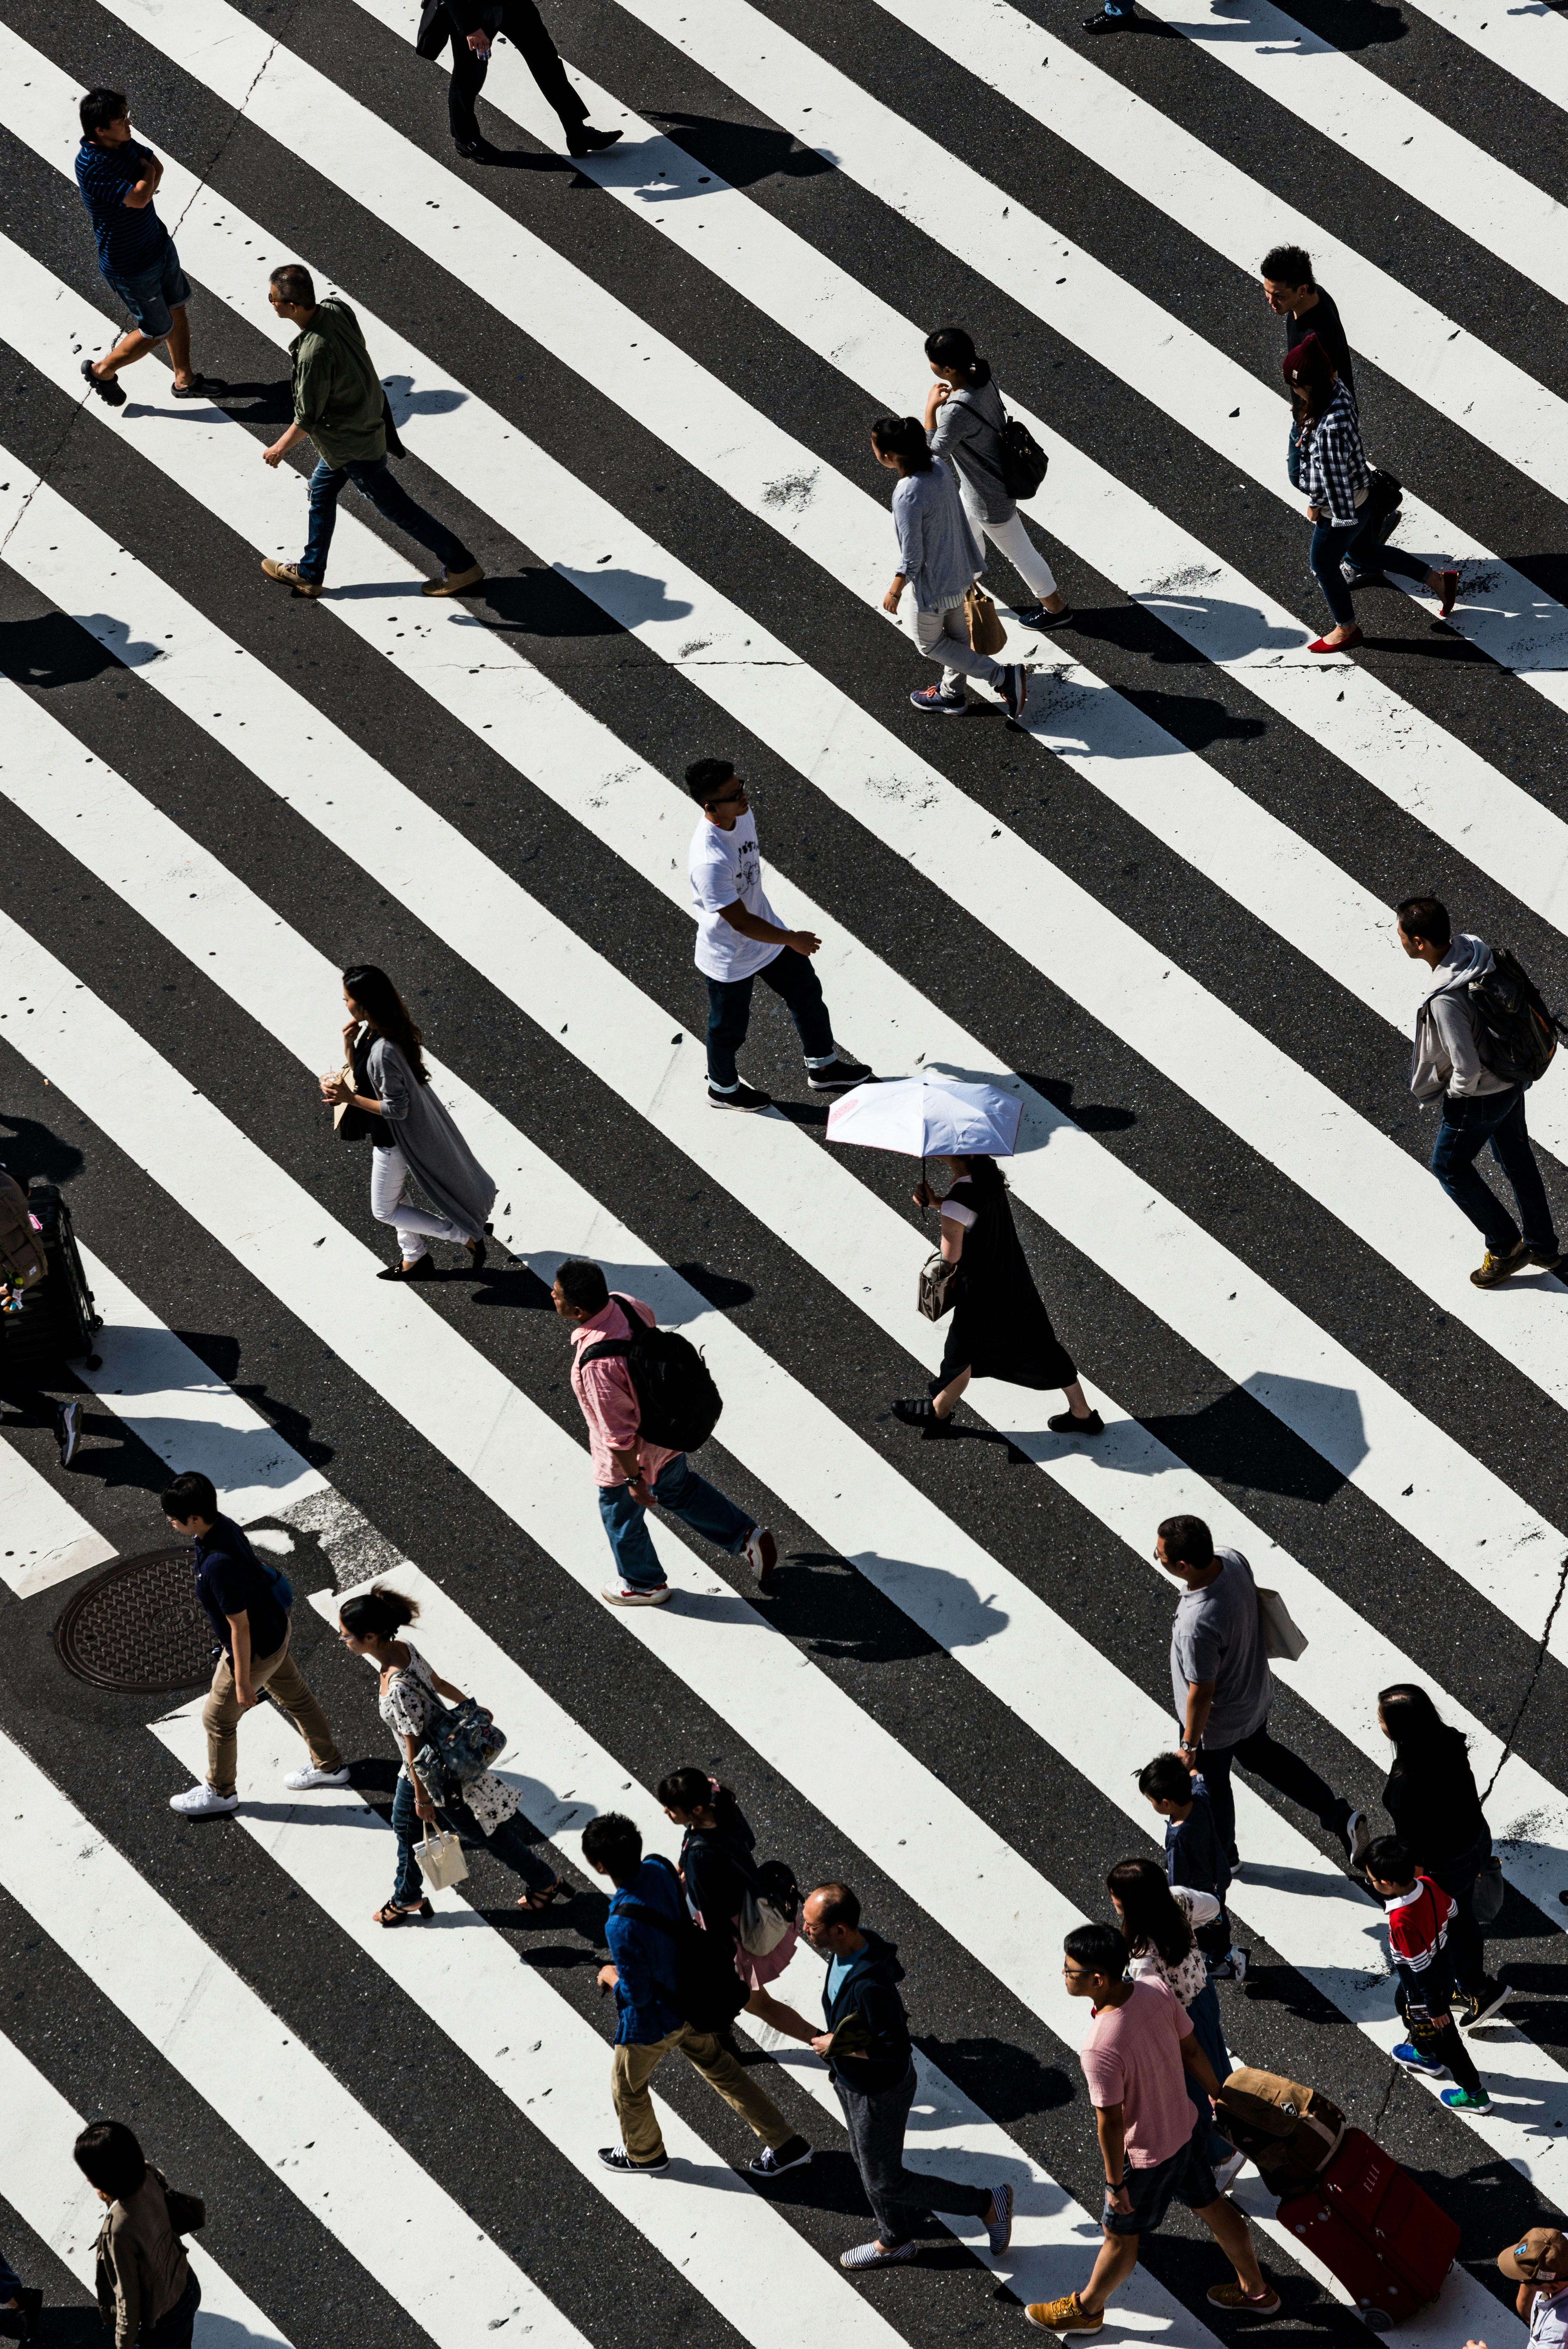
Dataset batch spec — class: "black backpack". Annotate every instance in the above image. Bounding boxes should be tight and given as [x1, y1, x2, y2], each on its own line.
[622, 1859, 749, 2031]
[1467, 949, 1567, 1088]
[998, 411, 1048, 502]
[580, 1294, 723, 1453]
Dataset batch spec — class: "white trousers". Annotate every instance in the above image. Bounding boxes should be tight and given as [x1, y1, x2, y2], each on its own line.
[371, 1144, 470, 1260]
[958, 478, 1058, 602]
[905, 599, 1006, 697]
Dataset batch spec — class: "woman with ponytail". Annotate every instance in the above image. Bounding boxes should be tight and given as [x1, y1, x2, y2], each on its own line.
[657, 1766, 800, 2025]
[923, 326, 1072, 634]
[1107, 1857, 1240, 2184]
[338, 1584, 564, 1923]
[871, 415, 1029, 724]
[321, 964, 496, 1282]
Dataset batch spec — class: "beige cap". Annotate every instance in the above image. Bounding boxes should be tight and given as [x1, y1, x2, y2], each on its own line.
[1499, 2230, 1568, 2285]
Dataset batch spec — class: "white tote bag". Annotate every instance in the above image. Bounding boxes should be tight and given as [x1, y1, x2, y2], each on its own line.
[418, 1824, 469, 1892]
[1256, 1586, 1308, 1663]
[737, 1888, 791, 1958]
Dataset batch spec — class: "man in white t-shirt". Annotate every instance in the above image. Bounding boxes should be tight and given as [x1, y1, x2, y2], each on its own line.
[685, 758, 871, 1110]
[1492, 2228, 1568, 2349]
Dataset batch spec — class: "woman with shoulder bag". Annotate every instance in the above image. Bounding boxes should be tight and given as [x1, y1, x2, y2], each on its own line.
[890, 1154, 1100, 1440]
[73, 2120, 200, 2349]
[871, 415, 1029, 723]
[1107, 1858, 1240, 2184]
[337, 1585, 566, 1923]
[1377, 1684, 1509, 2028]
[1285, 333, 1458, 655]
[319, 963, 495, 1283]
[657, 1766, 802, 2029]
[924, 325, 1073, 635]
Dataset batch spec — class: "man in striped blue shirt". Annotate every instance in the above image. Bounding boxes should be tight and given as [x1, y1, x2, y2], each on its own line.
[75, 87, 209, 407]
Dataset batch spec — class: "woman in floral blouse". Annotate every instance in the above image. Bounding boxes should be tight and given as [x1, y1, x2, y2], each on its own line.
[1107, 1857, 1239, 2181]
[338, 1584, 564, 1924]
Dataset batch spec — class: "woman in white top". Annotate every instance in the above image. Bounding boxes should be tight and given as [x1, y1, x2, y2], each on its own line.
[1108, 1857, 1238, 2177]
[338, 1584, 564, 1924]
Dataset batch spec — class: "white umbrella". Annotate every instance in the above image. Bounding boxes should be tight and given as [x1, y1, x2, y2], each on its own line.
[825, 1071, 1023, 1159]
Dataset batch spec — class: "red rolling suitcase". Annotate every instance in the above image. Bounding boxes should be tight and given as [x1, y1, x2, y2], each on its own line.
[1277, 2128, 1459, 2327]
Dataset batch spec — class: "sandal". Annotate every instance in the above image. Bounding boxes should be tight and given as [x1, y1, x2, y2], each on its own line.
[374, 1898, 433, 1925]
[517, 1879, 567, 1911]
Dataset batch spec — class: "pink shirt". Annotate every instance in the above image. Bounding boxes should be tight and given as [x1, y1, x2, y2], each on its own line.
[1079, 1977, 1195, 2168]
[569, 1295, 678, 1488]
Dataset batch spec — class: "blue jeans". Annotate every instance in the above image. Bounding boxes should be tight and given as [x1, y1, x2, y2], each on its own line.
[301, 456, 474, 587]
[706, 950, 834, 1089]
[102, 241, 190, 339]
[598, 1452, 753, 1592]
[1287, 419, 1303, 491]
[1430, 1087, 1556, 1256]
[0, 2244, 20, 2297]
[1308, 517, 1430, 626]
[390, 1770, 557, 1908]
[1183, 1980, 1233, 2165]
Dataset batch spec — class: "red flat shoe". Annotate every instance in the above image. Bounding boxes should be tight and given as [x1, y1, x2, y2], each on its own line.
[1308, 626, 1363, 654]
[1438, 568, 1459, 618]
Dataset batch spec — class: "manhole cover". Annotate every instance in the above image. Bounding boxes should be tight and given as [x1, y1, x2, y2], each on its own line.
[53, 1547, 214, 1693]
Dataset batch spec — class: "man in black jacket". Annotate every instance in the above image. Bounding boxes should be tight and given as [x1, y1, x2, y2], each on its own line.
[771, 1882, 1013, 2272]
[415, 0, 622, 162]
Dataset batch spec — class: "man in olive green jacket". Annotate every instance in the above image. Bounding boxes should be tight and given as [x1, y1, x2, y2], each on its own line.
[259, 262, 483, 599]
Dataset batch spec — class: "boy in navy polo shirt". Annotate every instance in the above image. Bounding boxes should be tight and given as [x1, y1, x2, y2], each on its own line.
[1139, 1752, 1247, 1982]
[75, 87, 209, 407]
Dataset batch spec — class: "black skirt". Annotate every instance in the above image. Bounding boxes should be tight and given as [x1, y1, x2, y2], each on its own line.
[935, 1177, 1077, 1390]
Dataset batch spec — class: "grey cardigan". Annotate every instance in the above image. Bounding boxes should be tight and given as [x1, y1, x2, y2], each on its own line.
[368, 1036, 497, 1236]
[927, 378, 1012, 525]
[892, 459, 984, 611]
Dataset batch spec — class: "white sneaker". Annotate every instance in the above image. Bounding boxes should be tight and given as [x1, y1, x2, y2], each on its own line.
[602, 1583, 672, 1606]
[283, 1765, 351, 1791]
[743, 1526, 778, 1584]
[1212, 2148, 1247, 2192]
[169, 1783, 239, 1817]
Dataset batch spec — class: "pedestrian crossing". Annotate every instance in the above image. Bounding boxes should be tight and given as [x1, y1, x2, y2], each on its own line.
[2, 0, 1567, 2335]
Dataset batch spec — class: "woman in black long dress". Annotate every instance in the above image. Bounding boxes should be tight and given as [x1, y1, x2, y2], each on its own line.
[891, 1154, 1101, 1440]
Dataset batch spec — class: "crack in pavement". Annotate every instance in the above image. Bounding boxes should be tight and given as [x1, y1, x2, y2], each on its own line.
[1481, 1544, 1568, 1809]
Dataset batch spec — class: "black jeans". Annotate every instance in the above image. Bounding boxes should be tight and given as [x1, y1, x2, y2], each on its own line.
[1396, 1978, 1480, 2094]
[835, 2062, 992, 2246]
[1430, 1087, 1557, 1256]
[143, 2270, 200, 2348]
[705, 950, 834, 1089]
[1199, 1714, 1345, 1860]
[1428, 1828, 1492, 1998]
[446, 0, 588, 143]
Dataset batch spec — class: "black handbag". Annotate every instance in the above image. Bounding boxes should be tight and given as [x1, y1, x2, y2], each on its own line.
[918, 1249, 961, 1321]
[1360, 465, 1402, 523]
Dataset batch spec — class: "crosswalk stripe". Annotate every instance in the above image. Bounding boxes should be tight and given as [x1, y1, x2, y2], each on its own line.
[0, 1726, 591, 2345]
[4, 899, 1566, 2202]
[6, 425, 1568, 1830]
[1388, 0, 1568, 116]
[1114, 0, 1568, 307]
[0, 2026, 294, 2346]
[0, 1433, 115, 1597]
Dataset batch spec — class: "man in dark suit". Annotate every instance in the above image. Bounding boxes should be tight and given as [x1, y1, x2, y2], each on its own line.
[416, 0, 622, 161]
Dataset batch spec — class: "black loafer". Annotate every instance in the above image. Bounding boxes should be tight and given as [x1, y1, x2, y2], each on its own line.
[566, 125, 623, 157]
[377, 1251, 435, 1281]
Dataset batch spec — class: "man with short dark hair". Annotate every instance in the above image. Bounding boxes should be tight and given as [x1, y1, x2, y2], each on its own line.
[75, 88, 209, 406]
[1138, 1752, 1240, 1977]
[1261, 244, 1356, 495]
[259, 264, 483, 601]
[1023, 1925, 1278, 2334]
[552, 1258, 777, 1605]
[160, 1469, 347, 1816]
[1399, 895, 1560, 1287]
[767, 1881, 1013, 2272]
[583, 1810, 812, 2177]
[684, 759, 870, 1111]
[1156, 1513, 1364, 1873]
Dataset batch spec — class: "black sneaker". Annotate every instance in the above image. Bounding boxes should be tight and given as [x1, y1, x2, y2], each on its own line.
[55, 1399, 82, 1469]
[1458, 1978, 1511, 2030]
[1047, 1408, 1103, 1436]
[453, 135, 494, 160]
[597, 2146, 670, 2175]
[750, 2135, 813, 2178]
[1340, 563, 1382, 589]
[806, 1055, 873, 1092]
[81, 357, 126, 406]
[567, 125, 624, 157]
[1015, 602, 1076, 631]
[708, 1081, 772, 1111]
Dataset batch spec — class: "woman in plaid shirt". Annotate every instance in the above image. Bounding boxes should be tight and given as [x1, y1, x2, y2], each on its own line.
[1285, 333, 1459, 654]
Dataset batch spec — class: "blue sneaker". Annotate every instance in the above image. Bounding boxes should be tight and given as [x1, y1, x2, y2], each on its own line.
[985, 2180, 1014, 2255]
[1393, 2042, 1444, 2076]
[910, 683, 967, 715]
[1441, 2085, 1491, 2110]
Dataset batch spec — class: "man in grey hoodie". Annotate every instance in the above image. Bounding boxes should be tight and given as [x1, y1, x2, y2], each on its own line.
[1399, 895, 1559, 1287]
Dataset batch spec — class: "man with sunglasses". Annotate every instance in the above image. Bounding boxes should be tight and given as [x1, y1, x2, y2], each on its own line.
[684, 758, 871, 1110]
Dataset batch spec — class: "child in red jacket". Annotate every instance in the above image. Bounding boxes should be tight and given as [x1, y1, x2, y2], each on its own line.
[1363, 1836, 1490, 2112]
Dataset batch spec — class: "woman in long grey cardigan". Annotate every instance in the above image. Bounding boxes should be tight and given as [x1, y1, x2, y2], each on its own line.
[871, 415, 1029, 723]
[923, 325, 1073, 634]
[321, 963, 496, 1282]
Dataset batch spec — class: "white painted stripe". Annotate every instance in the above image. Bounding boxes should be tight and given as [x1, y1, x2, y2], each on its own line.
[0, 1727, 590, 2347]
[1387, 0, 1568, 121]
[8, 418, 1568, 1866]
[2, 920, 1564, 2202]
[0, 2028, 294, 2347]
[1125, 0, 1568, 308]
[0, 1432, 115, 1597]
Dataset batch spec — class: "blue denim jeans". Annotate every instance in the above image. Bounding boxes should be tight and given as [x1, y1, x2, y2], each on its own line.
[1430, 1087, 1556, 1256]
[1308, 517, 1430, 626]
[102, 241, 191, 340]
[1183, 1979, 1233, 2166]
[301, 456, 474, 586]
[390, 1770, 557, 1908]
[0, 2244, 21, 2297]
[597, 1452, 753, 1591]
[705, 950, 834, 1090]
[1287, 419, 1303, 491]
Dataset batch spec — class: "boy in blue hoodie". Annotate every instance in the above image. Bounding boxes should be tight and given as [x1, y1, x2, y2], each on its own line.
[1139, 1753, 1246, 1981]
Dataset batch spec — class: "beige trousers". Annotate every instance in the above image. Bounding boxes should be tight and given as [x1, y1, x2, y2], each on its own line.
[611, 2023, 793, 2164]
[203, 1633, 343, 1797]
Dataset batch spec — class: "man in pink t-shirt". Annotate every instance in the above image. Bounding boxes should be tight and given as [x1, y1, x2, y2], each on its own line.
[1024, 1923, 1279, 2336]
[552, 1257, 776, 1607]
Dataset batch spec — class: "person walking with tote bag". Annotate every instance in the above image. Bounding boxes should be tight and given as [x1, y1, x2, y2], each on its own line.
[320, 963, 495, 1281]
[657, 1766, 801, 2025]
[871, 417, 1029, 722]
[923, 326, 1073, 634]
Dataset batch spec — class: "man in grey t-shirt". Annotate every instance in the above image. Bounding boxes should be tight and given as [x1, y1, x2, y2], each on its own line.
[1158, 1513, 1364, 1870]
